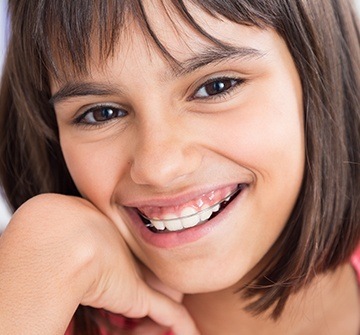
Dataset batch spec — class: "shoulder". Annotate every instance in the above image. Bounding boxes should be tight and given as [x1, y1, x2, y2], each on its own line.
[351, 244, 360, 284]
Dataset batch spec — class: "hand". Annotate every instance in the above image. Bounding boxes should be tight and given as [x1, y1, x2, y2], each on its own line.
[0, 194, 199, 335]
[119, 265, 185, 335]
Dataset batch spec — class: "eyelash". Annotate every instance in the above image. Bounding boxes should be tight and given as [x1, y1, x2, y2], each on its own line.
[73, 76, 244, 127]
[73, 105, 128, 128]
[190, 76, 245, 101]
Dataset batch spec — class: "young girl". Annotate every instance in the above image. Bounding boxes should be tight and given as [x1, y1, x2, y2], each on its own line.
[0, 0, 359, 334]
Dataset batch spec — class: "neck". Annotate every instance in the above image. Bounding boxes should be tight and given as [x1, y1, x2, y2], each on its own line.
[183, 263, 360, 335]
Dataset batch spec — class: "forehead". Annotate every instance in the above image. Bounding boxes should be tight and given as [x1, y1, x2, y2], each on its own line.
[50, 0, 278, 86]
[138, 1, 268, 59]
[45, 0, 276, 83]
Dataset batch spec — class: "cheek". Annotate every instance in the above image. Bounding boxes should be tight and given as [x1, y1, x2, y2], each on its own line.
[200, 106, 304, 181]
[196, 87, 305, 225]
[60, 137, 127, 205]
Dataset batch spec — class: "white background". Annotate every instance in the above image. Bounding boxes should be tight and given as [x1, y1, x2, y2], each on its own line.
[0, 1, 360, 230]
[0, 0, 9, 230]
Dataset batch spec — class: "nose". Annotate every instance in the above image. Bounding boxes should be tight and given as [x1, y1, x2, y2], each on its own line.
[129, 118, 202, 188]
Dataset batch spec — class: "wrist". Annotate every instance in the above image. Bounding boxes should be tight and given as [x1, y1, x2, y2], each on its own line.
[0, 194, 105, 333]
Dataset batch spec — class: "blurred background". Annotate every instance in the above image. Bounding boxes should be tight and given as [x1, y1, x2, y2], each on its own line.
[0, 1, 360, 230]
[0, 0, 9, 230]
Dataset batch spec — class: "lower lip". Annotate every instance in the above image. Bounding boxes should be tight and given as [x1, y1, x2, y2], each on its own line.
[125, 188, 247, 249]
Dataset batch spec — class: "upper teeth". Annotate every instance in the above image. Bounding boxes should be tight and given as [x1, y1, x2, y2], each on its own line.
[145, 200, 223, 232]
[143, 191, 235, 235]
[139, 185, 243, 232]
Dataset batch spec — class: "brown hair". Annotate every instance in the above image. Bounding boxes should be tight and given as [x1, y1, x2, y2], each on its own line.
[1, 0, 359, 332]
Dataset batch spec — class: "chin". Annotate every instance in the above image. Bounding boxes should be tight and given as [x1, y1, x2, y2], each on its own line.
[155, 266, 246, 294]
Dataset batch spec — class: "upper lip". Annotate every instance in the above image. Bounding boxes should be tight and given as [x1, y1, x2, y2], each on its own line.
[119, 182, 250, 209]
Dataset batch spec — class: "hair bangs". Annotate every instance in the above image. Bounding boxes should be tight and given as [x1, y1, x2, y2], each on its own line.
[28, 0, 131, 82]
[182, 0, 279, 26]
[25, 0, 284, 84]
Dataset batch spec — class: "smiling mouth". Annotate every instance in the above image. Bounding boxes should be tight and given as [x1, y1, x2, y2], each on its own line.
[137, 184, 246, 233]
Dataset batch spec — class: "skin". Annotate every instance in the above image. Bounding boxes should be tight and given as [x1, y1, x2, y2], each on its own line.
[0, 2, 359, 335]
[54, 4, 304, 293]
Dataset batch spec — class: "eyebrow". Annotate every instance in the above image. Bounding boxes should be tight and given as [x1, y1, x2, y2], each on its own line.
[50, 45, 265, 105]
[173, 45, 265, 77]
[49, 83, 123, 106]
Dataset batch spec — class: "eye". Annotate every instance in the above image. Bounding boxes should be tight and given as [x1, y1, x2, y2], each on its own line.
[193, 77, 243, 99]
[76, 105, 127, 125]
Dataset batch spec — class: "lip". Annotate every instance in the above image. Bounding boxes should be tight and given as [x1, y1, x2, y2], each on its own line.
[124, 183, 248, 248]
[121, 182, 249, 208]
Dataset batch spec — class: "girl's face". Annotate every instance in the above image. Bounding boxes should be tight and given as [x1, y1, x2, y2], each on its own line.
[52, 3, 304, 293]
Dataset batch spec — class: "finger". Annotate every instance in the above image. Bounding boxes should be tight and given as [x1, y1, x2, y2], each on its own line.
[140, 265, 183, 303]
[130, 317, 169, 335]
[144, 286, 200, 335]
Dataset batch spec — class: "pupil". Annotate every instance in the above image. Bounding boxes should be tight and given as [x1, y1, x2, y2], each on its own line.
[95, 107, 115, 121]
[206, 80, 229, 96]
[102, 108, 113, 118]
[213, 81, 225, 92]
